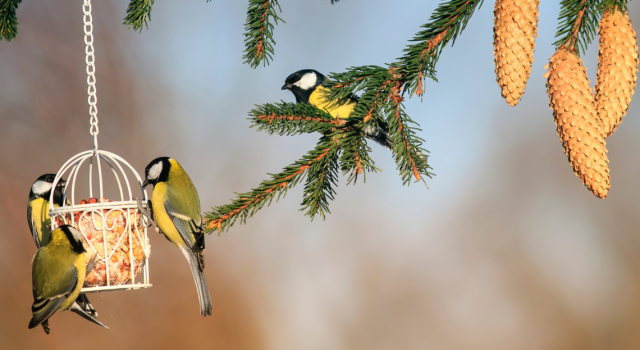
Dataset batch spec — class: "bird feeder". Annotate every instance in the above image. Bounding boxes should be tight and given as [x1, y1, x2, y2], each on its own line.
[48, 0, 151, 293]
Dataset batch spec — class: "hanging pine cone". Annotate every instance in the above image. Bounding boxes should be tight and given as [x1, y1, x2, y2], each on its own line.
[544, 48, 610, 198]
[493, 0, 539, 106]
[595, 10, 639, 138]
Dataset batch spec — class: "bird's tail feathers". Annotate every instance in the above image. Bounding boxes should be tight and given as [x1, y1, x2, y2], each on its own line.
[363, 125, 394, 151]
[69, 302, 109, 329]
[41, 320, 50, 334]
[181, 248, 213, 317]
[363, 125, 429, 163]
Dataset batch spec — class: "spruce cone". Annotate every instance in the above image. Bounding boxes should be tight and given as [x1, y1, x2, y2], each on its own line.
[595, 10, 639, 138]
[493, 0, 539, 106]
[544, 49, 610, 198]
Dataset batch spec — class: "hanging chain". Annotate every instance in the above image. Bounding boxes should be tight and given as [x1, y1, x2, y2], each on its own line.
[83, 0, 99, 149]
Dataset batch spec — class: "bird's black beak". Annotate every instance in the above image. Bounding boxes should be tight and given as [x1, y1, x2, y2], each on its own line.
[142, 179, 149, 188]
[56, 179, 67, 187]
[281, 83, 291, 90]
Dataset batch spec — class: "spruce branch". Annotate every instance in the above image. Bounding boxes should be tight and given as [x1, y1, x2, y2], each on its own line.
[399, 0, 484, 96]
[123, 0, 155, 32]
[384, 89, 432, 185]
[0, 0, 22, 41]
[301, 136, 341, 220]
[243, 0, 284, 68]
[339, 130, 378, 185]
[321, 0, 484, 182]
[203, 130, 344, 233]
[326, 67, 433, 184]
[250, 102, 346, 136]
[553, 0, 602, 54]
[600, 0, 627, 13]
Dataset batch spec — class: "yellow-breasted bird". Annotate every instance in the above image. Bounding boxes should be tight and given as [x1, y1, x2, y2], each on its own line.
[27, 174, 66, 249]
[28, 225, 108, 334]
[281, 69, 394, 150]
[27, 174, 99, 318]
[142, 157, 212, 316]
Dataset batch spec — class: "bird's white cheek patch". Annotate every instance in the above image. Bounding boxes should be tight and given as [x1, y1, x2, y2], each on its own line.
[32, 180, 52, 195]
[68, 227, 84, 244]
[293, 73, 317, 90]
[148, 162, 162, 180]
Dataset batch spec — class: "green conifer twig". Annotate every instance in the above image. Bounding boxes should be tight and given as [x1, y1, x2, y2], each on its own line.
[123, 0, 155, 32]
[399, 0, 484, 96]
[243, 0, 284, 68]
[553, 0, 601, 54]
[0, 0, 22, 41]
[339, 130, 378, 185]
[301, 136, 340, 220]
[204, 130, 344, 232]
[317, 0, 482, 187]
[599, 0, 627, 12]
[250, 102, 347, 136]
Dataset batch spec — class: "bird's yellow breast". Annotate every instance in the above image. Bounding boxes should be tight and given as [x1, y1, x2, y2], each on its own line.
[31, 198, 53, 246]
[151, 182, 186, 247]
[308, 85, 356, 119]
[61, 255, 86, 311]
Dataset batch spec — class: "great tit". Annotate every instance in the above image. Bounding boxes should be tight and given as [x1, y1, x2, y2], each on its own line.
[28, 225, 108, 334]
[142, 157, 212, 317]
[281, 69, 394, 150]
[27, 174, 66, 249]
[27, 174, 99, 318]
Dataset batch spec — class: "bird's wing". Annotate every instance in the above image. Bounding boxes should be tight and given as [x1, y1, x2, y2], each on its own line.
[27, 205, 41, 249]
[28, 268, 78, 329]
[163, 200, 199, 251]
[363, 125, 394, 151]
[164, 200, 206, 271]
[163, 182, 205, 270]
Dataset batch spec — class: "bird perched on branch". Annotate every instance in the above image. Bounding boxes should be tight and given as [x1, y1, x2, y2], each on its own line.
[142, 157, 212, 317]
[27, 174, 99, 318]
[28, 225, 108, 334]
[282, 69, 394, 150]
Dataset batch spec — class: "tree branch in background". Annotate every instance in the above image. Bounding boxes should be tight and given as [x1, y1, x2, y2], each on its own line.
[300, 136, 340, 220]
[204, 127, 345, 232]
[319, 0, 483, 185]
[123, 0, 155, 32]
[243, 0, 284, 68]
[599, 0, 627, 12]
[400, 0, 485, 96]
[553, 0, 601, 54]
[0, 0, 22, 41]
[339, 129, 378, 185]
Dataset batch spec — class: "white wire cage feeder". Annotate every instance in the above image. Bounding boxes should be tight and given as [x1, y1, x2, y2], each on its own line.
[47, 0, 151, 293]
[49, 151, 152, 293]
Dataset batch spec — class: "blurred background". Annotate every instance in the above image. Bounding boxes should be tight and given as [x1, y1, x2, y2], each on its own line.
[1, 0, 640, 349]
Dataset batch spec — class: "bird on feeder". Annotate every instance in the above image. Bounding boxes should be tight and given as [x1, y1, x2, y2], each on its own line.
[28, 225, 108, 334]
[28, 174, 99, 318]
[142, 157, 212, 316]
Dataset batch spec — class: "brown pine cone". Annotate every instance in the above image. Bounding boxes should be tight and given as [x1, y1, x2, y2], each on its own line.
[493, 0, 539, 106]
[595, 10, 639, 138]
[544, 48, 610, 198]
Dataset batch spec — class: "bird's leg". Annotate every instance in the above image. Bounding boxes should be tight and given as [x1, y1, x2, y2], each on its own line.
[76, 294, 98, 318]
[134, 198, 161, 234]
[86, 254, 99, 272]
